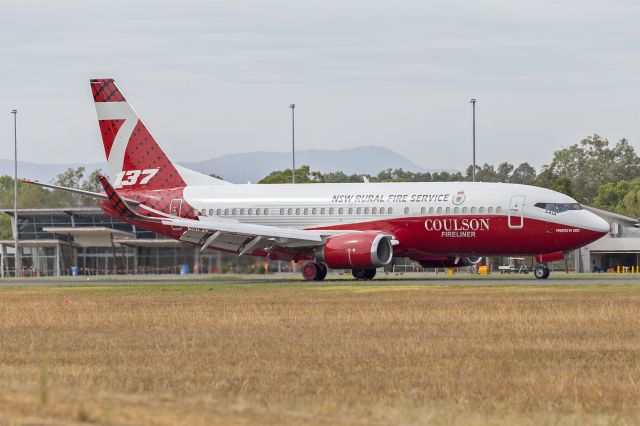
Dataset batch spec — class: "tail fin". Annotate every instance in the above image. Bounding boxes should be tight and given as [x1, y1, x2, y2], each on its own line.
[90, 78, 229, 190]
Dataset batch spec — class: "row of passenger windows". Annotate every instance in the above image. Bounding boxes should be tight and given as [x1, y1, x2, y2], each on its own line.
[199, 206, 503, 217]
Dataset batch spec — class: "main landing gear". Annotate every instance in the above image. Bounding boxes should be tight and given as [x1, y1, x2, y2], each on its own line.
[351, 268, 376, 281]
[534, 263, 551, 279]
[302, 262, 328, 281]
[301, 263, 378, 281]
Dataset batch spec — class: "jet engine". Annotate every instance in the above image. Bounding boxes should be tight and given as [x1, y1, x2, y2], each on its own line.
[315, 232, 394, 269]
[418, 256, 482, 268]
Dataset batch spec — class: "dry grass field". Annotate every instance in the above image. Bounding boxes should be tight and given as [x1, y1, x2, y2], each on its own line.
[0, 282, 639, 425]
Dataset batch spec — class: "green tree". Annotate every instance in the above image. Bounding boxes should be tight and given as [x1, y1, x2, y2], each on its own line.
[496, 162, 514, 183]
[81, 169, 104, 192]
[510, 162, 536, 185]
[52, 167, 104, 206]
[258, 165, 324, 184]
[594, 178, 640, 217]
[552, 176, 575, 197]
[544, 134, 640, 203]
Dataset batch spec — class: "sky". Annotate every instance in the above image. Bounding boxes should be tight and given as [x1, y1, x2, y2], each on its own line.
[1, 0, 639, 173]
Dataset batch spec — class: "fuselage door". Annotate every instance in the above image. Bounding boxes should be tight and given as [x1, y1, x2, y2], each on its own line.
[169, 199, 183, 230]
[508, 195, 525, 229]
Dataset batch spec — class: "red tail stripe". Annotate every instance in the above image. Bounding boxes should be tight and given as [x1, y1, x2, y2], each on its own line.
[91, 79, 126, 102]
[98, 119, 125, 159]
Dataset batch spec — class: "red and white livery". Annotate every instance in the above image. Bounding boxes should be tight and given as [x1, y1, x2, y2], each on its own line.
[26, 79, 610, 280]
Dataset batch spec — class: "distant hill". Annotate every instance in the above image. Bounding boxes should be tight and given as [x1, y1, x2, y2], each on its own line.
[182, 146, 449, 183]
[0, 146, 452, 184]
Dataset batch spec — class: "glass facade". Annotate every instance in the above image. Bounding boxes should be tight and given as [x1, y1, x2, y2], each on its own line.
[0, 208, 261, 277]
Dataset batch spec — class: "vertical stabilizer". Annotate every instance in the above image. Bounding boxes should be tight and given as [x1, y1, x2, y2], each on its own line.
[90, 78, 229, 190]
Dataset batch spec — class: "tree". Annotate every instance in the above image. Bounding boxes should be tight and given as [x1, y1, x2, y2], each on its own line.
[496, 162, 514, 183]
[552, 176, 575, 198]
[595, 178, 640, 217]
[510, 162, 536, 185]
[81, 169, 104, 192]
[258, 165, 324, 184]
[52, 167, 104, 206]
[544, 134, 640, 203]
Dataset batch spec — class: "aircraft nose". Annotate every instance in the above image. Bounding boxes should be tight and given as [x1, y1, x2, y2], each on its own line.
[590, 213, 610, 234]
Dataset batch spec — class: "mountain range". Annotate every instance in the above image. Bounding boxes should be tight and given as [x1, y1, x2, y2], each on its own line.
[0, 146, 450, 184]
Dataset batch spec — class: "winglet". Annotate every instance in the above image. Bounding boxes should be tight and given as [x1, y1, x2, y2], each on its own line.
[98, 176, 160, 222]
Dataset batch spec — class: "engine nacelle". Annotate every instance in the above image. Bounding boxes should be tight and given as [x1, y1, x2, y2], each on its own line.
[418, 256, 482, 268]
[316, 232, 394, 269]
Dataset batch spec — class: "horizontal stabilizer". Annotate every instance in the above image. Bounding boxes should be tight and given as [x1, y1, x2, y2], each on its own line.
[98, 176, 161, 222]
[20, 179, 139, 205]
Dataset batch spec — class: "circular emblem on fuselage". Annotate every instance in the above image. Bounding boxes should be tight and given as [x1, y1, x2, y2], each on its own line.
[452, 190, 466, 205]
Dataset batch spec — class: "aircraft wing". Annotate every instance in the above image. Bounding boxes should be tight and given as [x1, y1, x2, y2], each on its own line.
[163, 216, 329, 254]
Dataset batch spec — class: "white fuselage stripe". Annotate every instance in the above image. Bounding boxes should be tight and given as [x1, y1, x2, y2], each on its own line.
[95, 102, 138, 178]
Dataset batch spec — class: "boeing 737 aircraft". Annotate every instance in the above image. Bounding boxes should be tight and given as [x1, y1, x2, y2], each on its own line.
[25, 79, 610, 280]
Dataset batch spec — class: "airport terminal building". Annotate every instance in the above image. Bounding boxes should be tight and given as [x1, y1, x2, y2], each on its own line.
[0, 208, 266, 277]
[0, 206, 637, 277]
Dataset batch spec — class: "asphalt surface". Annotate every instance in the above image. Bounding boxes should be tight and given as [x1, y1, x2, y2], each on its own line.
[1, 274, 640, 286]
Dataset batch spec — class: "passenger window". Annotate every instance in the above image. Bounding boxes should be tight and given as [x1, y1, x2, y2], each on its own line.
[296, 208, 300, 215]
[471, 207, 476, 213]
[312, 208, 317, 215]
[328, 208, 333, 214]
[239, 208, 245, 215]
[364, 207, 369, 214]
[356, 207, 362, 214]
[304, 208, 308, 215]
[263, 208, 268, 215]
[288, 208, 292, 215]
[224, 209, 229, 215]
[454, 207, 459, 214]
[479, 207, 484, 214]
[216, 209, 221, 216]
[437, 207, 442, 214]
[388, 207, 393, 214]
[380, 208, 384, 215]
[496, 206, 502, 214]
[280, 208, 284, 215]
[255, 208, 260, 216]
[488, 207, 493, 214]
[420, 207, 425, 214]
[373, 207, 378, 214]
[462, 207, 467, 213]
[348, 208, 353, 214]
[445, 207, 451, 214]
[404, 207, 409, 214]
[429, 207, 435, 214]
[321, 208, 326, 215]
[338, 208, 343, 214]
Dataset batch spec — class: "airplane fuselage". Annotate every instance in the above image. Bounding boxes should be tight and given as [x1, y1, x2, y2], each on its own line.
[161, 181, 608, 258]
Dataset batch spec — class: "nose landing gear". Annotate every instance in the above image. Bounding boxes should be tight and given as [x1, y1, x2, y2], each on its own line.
[534, 264, 550, 279]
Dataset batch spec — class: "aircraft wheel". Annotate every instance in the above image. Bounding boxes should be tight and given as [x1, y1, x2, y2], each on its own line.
[316, 263, 328, 281]
[352, 268, 376, 280]
[302, 262, 320, 281]
[534, 264, 549, 279]
[542, 266, 551, 279]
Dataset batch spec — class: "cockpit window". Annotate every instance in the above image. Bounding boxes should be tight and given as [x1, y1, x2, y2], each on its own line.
[534, 202, 582, 213]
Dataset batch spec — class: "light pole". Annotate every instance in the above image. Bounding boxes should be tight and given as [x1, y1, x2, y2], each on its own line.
[289, 104, 296, 184]
[470, 98, 476, 182]
[11, 109, 19, 277]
